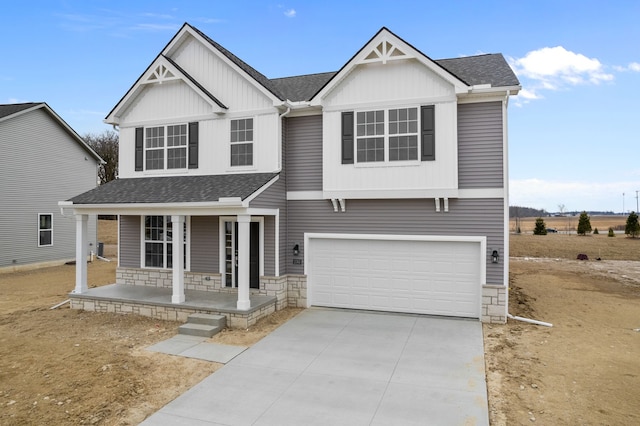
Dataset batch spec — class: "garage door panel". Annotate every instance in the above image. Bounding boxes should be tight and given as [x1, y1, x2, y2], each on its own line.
[309, 237, 481, 318]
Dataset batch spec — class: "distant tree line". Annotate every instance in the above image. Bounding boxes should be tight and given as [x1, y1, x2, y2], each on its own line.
[510, 206, 618, 218]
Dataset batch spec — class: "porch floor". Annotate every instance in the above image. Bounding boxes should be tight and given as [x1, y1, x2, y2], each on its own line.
[70, 284, 276, 316]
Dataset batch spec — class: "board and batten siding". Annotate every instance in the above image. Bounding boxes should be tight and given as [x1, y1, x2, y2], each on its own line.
[190, 216, 218, 273]
[285, 198, 504, 285]
[458, 102, 504, 188]
[0, 108, 98, 268]
[285, 115, 322, 192]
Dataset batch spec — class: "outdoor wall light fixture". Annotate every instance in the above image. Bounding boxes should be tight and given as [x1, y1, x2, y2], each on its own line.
[293, 244, 300, 256]
[491, 250, 499, 263]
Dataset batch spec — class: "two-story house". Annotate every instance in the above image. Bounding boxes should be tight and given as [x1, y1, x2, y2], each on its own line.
[62, 24, 520, 327]
[1, 102, 102, 271]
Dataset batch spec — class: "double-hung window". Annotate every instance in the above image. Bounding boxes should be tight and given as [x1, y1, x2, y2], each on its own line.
[145, 124, 188, 170]
[38, 214, 53, 247]
[136, 123, 198, 172]
[230, 118, 253, 167]
[343, 105, 434, 164]
[144, 216, 187, 269]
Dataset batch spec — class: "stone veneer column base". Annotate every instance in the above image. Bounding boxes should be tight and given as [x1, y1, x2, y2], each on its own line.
[482, 285, 507, 324]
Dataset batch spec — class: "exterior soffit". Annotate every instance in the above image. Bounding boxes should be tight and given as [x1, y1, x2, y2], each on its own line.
[310, 29, 469, 105]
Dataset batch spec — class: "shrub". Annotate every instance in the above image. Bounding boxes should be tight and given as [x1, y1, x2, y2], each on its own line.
[593, 228, 599, 234]
[533, 217, 547, 235]
[608, 227, 615, 237]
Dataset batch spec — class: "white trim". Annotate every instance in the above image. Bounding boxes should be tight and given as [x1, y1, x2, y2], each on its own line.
[286, 191, 324, 201]
[304, 232, 487, 316]
[457, 188, 505, 199]
[502, 94, 511, 294]
[37, 213, 53, 247]
[243, 175, 280, 205]
[323, 189, 459, 199]
[218, 216, 265, 288]
[274, 209, 280, 276]
[457, 89, 520, 104]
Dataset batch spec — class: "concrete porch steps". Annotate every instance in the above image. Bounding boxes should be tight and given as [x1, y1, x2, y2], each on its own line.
[178, 313, 227, 338]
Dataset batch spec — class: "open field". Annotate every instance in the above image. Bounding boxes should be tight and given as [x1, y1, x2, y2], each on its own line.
[2, 220, 640, 424]
[510, 215, 627, 234]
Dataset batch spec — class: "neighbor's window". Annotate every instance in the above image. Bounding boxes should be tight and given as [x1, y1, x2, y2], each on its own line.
[355, 107, 419, 163]
[230, 118, 253, 167]
[38, 214, 53, 247]
[144, 216, 187, 269]
[145, 124, 188, 170]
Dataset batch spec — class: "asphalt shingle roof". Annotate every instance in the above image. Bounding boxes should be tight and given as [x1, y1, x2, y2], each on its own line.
[435, 54, 520, 87]
[69, 173, 279, 205]
[0, 103, 42, 120]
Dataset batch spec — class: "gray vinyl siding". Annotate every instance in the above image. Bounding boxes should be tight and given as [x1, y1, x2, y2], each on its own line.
[190, 216, 218, 273]
[284, 115, 322, 191]
[286, 198, 505, 285]
[0, 108, 99, 267]
[119, 216, 141, 267]
[250, 174, 286, 276]
[458, 102, 504, 188]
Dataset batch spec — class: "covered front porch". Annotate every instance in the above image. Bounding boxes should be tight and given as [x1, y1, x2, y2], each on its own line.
[69, 283, 277, 329]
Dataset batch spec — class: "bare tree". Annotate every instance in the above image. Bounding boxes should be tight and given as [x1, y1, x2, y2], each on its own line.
[84, 130, 119, 185]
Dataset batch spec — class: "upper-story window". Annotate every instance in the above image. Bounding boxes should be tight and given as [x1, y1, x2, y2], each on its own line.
[145, 124, 187, 170]
[230, 118, 253, 167]
[135, 122, 198, 172]
[342, 105, 434, 164]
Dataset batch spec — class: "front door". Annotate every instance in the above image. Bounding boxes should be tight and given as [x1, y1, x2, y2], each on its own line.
[224, 221, 260, 289]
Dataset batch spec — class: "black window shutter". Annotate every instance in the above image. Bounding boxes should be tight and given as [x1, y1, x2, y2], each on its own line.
[188, 122, 199, 169]
[421, 105, 435, 161]
[341, 111, 354, 164]
[135, 127, 144, 171]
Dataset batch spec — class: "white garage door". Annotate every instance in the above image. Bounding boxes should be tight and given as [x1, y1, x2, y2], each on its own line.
[308, 236, 482, 318]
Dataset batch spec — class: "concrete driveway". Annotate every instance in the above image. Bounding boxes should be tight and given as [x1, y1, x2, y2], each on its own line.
[142, 308, 489, 425]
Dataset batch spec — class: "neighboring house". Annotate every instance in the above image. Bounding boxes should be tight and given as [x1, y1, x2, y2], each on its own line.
[0, 103, 102, 270]
[62, 24, 520, 325]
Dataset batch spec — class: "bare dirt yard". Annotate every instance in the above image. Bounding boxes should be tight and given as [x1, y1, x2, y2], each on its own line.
[2, 218, 639, 425]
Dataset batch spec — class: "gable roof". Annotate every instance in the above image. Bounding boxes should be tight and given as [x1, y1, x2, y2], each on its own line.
[105, 24, 520, 119]
[68, 173, 279, 205]
[0, 102, 104, 163]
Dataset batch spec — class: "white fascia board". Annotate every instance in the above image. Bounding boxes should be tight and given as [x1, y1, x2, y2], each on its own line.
[458, 188, 506, 198]
[458, 86, 521, 103]
[243, 175, 280, 206]
[67, 200, 246, 216]
[322, 188, 459, 199]
[287, 191, 324, 201]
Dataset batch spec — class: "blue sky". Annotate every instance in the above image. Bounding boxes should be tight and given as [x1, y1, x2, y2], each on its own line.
[2, 1, 639, 213]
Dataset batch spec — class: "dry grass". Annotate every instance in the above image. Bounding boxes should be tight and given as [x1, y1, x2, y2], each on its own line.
[509, 215, 626, 233]
[510, 233, 640, 261]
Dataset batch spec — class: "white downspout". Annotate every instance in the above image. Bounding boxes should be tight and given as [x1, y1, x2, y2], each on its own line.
[277, 102, 292, 173]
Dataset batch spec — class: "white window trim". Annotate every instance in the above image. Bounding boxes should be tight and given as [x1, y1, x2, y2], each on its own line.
[229, 117, 257, 171]
[38, 213, 53, 247]
[353, 105, 422, 166]
[218, 216, 264, 288]
[140, 216, 190, 270]
[144, 123, 189, 172]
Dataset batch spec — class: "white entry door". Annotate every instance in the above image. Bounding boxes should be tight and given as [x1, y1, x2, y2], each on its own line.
[307, 236, 482, 318]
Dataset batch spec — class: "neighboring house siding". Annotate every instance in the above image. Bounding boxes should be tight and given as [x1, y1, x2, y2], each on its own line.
[286, 198, 504, 285]
[458, 102, 504, 188]
[0, 108, 98, 268]
[190, 216, 218, 273]
[119, 216, 141, 268]
[285, 115, 322, 192]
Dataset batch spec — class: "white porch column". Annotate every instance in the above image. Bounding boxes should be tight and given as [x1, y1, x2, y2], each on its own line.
[171, 215, 185, 304]
[73, 214, 88, 294]
[236, 214, 251, 310]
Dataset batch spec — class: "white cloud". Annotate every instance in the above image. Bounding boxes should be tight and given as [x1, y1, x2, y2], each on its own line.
[510, 178, 636, 212]
[615, 62, 640, 72]
[284, 9, 296, 18]
[510, 46, 613, 89]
